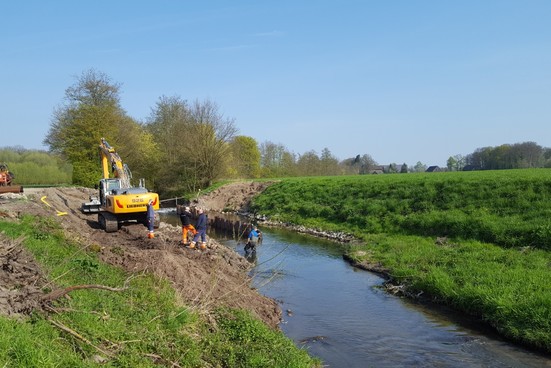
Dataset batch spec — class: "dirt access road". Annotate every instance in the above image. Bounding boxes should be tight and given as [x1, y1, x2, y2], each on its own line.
[0, 182, 280, 327]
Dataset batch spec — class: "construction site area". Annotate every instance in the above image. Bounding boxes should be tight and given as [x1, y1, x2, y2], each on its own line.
[0, 183, 281, 328]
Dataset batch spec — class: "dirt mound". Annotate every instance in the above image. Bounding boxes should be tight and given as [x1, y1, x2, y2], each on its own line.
[0, 185, 280, 327]
[194, 181, 275, 213]
[0, 235, 47, 317]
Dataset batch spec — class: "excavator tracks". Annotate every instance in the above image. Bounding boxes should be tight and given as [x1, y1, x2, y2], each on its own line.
[98, 212, 119, 233]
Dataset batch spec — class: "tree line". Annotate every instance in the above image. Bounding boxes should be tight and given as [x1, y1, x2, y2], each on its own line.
[446, 142, 551, 171]
[37, 69, 385, 196]
[2, 69, 550, 192]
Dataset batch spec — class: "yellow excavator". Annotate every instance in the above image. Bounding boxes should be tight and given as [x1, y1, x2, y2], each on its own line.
[81, 138, 160, 233]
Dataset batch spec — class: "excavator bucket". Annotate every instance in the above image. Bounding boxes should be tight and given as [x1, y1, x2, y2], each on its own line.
[81, 196, 101, 213]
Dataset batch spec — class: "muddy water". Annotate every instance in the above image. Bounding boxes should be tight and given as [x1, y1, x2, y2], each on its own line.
[160, 212, 551, 367]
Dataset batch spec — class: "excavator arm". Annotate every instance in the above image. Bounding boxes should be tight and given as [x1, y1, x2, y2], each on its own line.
[99, 138, 132, 189]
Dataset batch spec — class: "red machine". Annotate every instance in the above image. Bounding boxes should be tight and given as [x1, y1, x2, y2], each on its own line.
[0, 163, 14, 186]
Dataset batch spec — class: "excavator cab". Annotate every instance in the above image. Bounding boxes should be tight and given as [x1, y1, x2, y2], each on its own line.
[101, 178, 122, 205]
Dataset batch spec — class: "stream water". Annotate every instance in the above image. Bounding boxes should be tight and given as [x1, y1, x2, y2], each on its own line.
[160, 211, 551, 367]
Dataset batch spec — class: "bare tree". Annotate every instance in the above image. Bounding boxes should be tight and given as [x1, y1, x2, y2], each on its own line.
[189, 99, 237, 187]
[358, 154, 378, 174]
[260, 141, 296, 177]
[145, 97, 237, 193]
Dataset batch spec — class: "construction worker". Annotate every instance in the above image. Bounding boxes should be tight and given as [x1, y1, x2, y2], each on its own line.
[245, 226, 262, 253]
[179, 206, 197, 245]
[190, 207, 208, 250]
[146, 199, 155, 238]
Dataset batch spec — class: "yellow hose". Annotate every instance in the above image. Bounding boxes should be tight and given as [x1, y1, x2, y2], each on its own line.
[40, 196, 68, 216]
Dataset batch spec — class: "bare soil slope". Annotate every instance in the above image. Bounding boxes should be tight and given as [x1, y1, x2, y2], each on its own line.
[0, 184, 280, 327]
[193, 181, 275, 213]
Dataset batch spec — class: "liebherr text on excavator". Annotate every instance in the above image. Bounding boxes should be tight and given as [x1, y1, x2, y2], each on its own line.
[81, 138, 160, 232]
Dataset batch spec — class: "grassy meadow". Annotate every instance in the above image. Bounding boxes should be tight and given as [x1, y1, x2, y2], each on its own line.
[249, 169, 551, 352]
[0, 215, 318, 367]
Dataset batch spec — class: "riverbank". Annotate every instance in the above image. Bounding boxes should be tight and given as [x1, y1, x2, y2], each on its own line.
[236, 173, 551, 354]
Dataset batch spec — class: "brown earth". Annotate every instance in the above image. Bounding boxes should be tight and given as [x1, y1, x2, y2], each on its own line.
[0, 182, 280, 327]
[192, 181, 275, 213]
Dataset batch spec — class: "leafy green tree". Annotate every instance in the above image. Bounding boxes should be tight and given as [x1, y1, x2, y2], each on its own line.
[114, 116, 161, 189]
[145, 96, 195, 195]
[400, 162, 408, 173]
[467, 147, 491, 169]
[544, 148, 551, 168]
[508, 141, 543, 168]
[228, 136, 261, 178]
[44, 69, 147, 187]
[413, 161, 427, 173]
[466, 142, 545, 170]
[280, 150, 298, 176]
[454, 154, 466, 171]
[320, 147, 339, 176]
[447, 156, 457, 171]
[447, 155, 465, 171]
[297, 150, 321, 176]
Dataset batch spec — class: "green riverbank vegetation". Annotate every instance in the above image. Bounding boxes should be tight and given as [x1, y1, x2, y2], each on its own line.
[249, 169, 551, 353]
[0, 215, 319, 367]
[0, 148, 72, 186]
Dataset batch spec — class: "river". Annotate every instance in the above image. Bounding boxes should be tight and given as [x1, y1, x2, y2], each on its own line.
[160, 211, 551, 367]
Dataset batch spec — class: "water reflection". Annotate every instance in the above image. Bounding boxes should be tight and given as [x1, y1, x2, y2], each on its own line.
[160, 212, 551, 367]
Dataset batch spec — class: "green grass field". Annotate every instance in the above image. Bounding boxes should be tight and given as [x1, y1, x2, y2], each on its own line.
[252, 170, 551, 249]
[249, 169, 551, 352]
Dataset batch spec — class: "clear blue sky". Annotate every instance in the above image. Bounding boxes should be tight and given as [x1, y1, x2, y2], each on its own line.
[2, 1, 550, 167]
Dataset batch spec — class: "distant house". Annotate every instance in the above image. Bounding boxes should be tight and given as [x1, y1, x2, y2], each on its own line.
[426, 166, 441, 172]
[366, 164, 407, 174]
[369, 165, 385, 174]
[380, 164, 404, 173]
